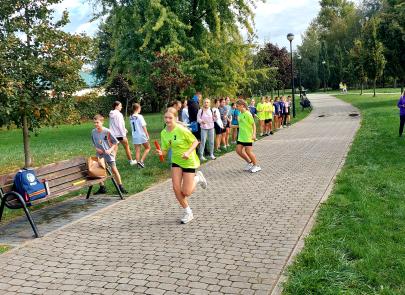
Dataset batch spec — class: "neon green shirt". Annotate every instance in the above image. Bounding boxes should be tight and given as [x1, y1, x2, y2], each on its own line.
[256, 103, 266, 121]
[161, 125, 200, 169]
[263, 102, 272, 120]
[238, 111, 254, 143]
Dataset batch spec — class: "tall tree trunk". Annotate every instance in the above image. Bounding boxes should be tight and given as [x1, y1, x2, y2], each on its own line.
[360, 82, 363, 95]
[373, 79, 376, 97]
[22, 114, 32, 168]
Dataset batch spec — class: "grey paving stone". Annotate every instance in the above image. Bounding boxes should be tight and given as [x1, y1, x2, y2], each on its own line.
[0, 94, 359, 294]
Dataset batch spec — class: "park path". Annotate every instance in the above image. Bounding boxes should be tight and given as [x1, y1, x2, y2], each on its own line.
[0, 94, 360, 295]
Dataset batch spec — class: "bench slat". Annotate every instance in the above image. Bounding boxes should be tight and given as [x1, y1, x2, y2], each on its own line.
[35, 157, 86, 177]
[38, 165, 88, 182]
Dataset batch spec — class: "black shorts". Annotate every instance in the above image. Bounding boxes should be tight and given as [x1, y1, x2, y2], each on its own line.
[264, 119, 272, 123]
[237, 141, 253, 147]
[171, 163, 196, 173]
[214, 122, 224, 134]
[116, 137, 124, 141]
[226, 121, 231, 129]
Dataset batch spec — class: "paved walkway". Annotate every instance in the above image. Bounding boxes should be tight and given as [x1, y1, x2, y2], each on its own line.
[0, 94, 360, 295]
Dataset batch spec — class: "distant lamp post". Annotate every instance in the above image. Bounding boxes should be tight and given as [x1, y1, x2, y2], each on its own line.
[297, 54, 302, 98]
[322, 60, 326, 92]
[287, 33, 296, 117]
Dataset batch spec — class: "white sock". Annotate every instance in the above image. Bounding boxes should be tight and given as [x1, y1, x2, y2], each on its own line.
[185, 206, 192, 214]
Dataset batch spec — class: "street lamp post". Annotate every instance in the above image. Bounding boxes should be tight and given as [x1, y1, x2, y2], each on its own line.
[287, 33, 296, 118]
[297, 54, 302, 98]
[322, 60, 326, 92]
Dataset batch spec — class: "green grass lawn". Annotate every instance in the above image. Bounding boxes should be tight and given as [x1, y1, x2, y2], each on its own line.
[314, 87, 402, 95]
[283, 93, 405, 294]
[0, 107, 311, 224]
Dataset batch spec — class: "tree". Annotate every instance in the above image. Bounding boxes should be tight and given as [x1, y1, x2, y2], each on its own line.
[150, 52, 193, 111]
[350, 39, 367, 94]
[93, 0, 259, 100]
[0, 0, 92, 167]
[254, 42, 291, 94]
[363, 16, 386, 97]
[378, 0, 405, 92]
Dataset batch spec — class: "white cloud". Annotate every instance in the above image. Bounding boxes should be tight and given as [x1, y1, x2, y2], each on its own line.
[253, 0, 320, 49]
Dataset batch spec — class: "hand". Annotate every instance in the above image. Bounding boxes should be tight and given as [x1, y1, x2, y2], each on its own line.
[156, 149, 163, 156]
[96, 148, 104, 154]
[252, 135, 256, 141]
[105, 149, 112, 155]
[182, 152, 190, 159]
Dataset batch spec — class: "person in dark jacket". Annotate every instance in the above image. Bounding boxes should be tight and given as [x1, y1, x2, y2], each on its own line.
[188, 92, 201, 140]
[397, 90, 405, 136]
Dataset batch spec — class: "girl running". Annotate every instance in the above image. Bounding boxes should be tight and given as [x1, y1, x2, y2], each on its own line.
[129, 103, 151, 168]
[235, 100, 261, 173]
[157, 107, 207, 224]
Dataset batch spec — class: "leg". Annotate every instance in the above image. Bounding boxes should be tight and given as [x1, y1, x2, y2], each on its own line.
[172, 167, 188, 208]
[225, 127, 230, 146]
[110, 166, 122, 185]
[208, 128, 215, 156]
[259, 120, 264, 135]
[86, 185, 93, 199]
[107, 167, 124, 199]
[121, 138, 133, 161]
[236, 144, 251, 163]
[141, 142, 151, 162]
[181, 172, 197, 198]
[135, 145, 141, 162]
[400, 116, 405, 136]
[221, 131, 226, 148]
[199, 129, 207, 158]
[244, 146, 257, 165]
[215, 134, 221, 150]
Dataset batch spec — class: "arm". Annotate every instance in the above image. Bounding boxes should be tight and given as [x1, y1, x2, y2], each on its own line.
[182, 140, 199, 159]
[252, 121, 256, 140]
[143, 126, 149, 139]
[197, 109, 203, 124]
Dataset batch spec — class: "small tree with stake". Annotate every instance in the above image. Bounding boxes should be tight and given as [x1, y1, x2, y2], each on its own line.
[0, 0, 92, 167]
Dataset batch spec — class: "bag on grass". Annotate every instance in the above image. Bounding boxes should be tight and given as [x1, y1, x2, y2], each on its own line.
[13, 169, 47, 203]
[87, 157, 107, 179]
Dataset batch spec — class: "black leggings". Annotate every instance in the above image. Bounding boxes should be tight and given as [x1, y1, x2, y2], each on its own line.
[400, 115, 405, 136]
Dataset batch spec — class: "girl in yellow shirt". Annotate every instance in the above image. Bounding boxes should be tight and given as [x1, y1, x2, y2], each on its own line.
[158, 107, 207, 224]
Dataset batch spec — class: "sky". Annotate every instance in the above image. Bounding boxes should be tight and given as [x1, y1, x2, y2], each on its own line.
[54, 0, 321, 51]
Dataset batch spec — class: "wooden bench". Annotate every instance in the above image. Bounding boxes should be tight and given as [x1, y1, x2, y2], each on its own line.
[0, 157, 123, 238]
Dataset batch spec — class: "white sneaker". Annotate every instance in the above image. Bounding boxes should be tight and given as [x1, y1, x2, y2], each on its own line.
[200, 156, 207, 161]
[209, 155, 216, 160]
[231, 141, 237, 144]
[181, 212, 194, 224]
[195, 171, 207, 189]
[243, 162, 254, 171]
[250, 165, 262, 173]
[129, 160, 137, 166]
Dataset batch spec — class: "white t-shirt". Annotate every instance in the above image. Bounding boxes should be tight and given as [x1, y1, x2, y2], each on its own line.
[211, 107, 224, 128]
[130, 114, 147, 139]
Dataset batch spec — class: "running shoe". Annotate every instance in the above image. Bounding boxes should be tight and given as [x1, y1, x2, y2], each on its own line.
[209, 155, 216, 160]
[94, 186, 107, 195]
[137, 161, 145, 168]
[129, 160, 137, 166]
[250, 165, 262, 173]
[180, 212, 194, 224]
[195, 171, 207, 189]
[200, 156, 207, 162]
[243, 162, 254, 171]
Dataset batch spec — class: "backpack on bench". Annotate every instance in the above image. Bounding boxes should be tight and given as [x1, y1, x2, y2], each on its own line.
[13, 169, 48, 204]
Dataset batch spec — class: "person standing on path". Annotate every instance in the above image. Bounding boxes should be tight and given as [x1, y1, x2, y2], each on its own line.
[197, 98, 216, 161]
[397, 90, 405, 137]
[212, 99, 224, 152]
[256, 97, 266, 136]
[235, 100, 261, 173]
[109, 101, 136, 165]
[188, 93, 201, 141]
[158, 107, 207, 224]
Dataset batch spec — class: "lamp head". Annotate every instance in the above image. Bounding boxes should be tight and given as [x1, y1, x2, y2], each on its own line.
[287, 33, 294, 42]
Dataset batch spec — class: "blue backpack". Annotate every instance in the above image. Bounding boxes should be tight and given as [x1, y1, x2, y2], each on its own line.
[13, 169, 47, 203]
